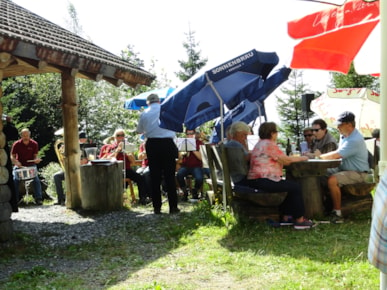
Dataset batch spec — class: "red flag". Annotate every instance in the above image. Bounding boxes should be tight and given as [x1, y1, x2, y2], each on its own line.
[288, 0, 380, 74]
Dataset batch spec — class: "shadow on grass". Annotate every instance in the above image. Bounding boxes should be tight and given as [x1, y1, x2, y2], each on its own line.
[0, 201, 225, 288]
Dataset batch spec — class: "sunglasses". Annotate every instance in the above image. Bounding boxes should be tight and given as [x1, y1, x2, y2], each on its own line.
[116, 134, 125, 137]
[304, 134, 313, 137]
[312, 128, 322, 132]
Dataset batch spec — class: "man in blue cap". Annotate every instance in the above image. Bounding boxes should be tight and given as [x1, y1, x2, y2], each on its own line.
[319, 111, 369, 223]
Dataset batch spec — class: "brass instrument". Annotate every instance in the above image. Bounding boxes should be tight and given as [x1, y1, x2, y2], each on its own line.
[54, 138, 65, 171]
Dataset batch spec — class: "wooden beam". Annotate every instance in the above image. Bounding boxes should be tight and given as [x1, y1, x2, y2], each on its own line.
[38, 60, 48, 70]
[71, 68, 79, 77]
[61, 70, 82, 209]
[0, 53, 15, 69]
[103, 76, 123, 87]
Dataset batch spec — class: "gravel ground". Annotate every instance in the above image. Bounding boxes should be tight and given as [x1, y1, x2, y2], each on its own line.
[0, 203, 171, 282]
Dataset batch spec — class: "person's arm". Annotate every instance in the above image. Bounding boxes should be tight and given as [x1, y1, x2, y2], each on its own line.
[277, 154, 308, 166]
[10, 153, 22, 168]
[191, 150, 202, 161]
[320, 150, 342, 160]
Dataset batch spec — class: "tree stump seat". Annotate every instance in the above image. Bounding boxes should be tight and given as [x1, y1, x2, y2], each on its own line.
[233, 184, 287, 207]
[341, 191, 373, 216]
[341, 182, 376, 196]
[231, 198, 281, 222]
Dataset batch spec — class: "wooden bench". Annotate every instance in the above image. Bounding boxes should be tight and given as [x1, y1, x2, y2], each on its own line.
[204, 143, 287, 222]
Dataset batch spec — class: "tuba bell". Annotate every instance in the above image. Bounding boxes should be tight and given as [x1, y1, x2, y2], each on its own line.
[54, 138, 65, 171]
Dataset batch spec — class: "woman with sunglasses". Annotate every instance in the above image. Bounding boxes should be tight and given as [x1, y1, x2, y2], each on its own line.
[310, 119, 338, 158]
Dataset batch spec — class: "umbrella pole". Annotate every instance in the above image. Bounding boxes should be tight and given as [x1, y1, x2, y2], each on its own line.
[206, 73, 227, 211]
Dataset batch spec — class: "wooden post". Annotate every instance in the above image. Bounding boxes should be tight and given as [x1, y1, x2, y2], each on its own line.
[61, 71, 82, 208]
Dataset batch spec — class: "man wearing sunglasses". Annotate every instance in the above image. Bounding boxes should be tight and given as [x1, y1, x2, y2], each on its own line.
[310, 119, 338, 158]
[319, 112, 369, 223]
[300, 127, 314, 154]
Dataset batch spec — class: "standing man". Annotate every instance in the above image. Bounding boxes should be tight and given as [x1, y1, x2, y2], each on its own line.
[11, 128, 43, 205]
[137, 94, 180, 214]
[319, 111, 369, 222]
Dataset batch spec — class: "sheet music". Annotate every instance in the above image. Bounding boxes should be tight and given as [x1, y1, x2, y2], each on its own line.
[247, 135, 259, 151]
[176, 138, 196, 152]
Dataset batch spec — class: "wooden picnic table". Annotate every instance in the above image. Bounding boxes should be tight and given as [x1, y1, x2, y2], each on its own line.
[286, 159, 341, 218]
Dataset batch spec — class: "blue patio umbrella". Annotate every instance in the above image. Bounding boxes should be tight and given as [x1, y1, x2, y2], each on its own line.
[124, 87, 175, 110]
[210, 100, 266, 144]
[210, 66, 292, 143]
[159, 49, 280, 139]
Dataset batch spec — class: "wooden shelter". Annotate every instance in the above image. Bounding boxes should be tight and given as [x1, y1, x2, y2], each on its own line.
[0, 0, 155, 208]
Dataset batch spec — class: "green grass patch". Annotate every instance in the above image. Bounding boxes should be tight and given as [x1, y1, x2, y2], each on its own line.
[0, 201, 379, 289]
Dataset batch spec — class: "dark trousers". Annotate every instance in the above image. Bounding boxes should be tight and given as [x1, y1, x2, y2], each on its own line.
[146, 138, 178, 211]
[247, 178, 305, 219]
[125, 169, 147, 201]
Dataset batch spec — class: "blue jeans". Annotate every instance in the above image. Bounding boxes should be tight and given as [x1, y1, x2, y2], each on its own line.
[13, 166, 42, 201]
[176, 167, 204, 190]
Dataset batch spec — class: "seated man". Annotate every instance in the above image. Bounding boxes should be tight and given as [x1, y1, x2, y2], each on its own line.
[99, 129, 147, 203]
[53, 132, 88, 206]
[176, 129, 204, 200]
[319, 111, 369, 223]
[11, 128, 43, 205]
[136, 137, 152, 204]
[310, 119, 338, 157]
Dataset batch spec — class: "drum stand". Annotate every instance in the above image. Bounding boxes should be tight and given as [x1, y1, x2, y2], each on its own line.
[18, 178, 34, 205]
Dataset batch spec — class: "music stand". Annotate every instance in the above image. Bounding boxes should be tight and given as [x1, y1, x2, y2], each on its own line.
[176, 138, 196, 152]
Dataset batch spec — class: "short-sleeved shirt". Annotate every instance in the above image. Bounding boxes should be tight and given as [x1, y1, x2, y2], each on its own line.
[137, 103, 175, 139]
[181, 139, 204, 168]
[99, 142, 131, 168]
[247, 139, 284, 182]
[11, 139, 39, 167]
[338, 128, 369, 172]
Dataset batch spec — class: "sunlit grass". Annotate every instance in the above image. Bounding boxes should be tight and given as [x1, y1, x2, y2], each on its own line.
[0, 201, 379, 289]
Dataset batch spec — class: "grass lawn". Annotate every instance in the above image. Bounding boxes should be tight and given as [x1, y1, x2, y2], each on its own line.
[0, 200, 379, 289]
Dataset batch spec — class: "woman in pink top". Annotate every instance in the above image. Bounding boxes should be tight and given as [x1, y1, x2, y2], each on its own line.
[247, 122, 313, 230]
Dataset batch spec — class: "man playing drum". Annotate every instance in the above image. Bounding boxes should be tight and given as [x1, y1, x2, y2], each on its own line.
[10, 128, 43, 205]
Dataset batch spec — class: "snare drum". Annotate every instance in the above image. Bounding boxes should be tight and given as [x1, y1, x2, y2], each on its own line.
[15, 166, 37, 180]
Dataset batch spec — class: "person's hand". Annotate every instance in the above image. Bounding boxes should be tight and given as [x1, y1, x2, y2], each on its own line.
[314, 149, 321, 159]
[117, 142, 124, 152]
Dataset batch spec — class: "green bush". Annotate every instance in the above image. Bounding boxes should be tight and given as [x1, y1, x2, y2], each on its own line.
[39, 162, 62, 198]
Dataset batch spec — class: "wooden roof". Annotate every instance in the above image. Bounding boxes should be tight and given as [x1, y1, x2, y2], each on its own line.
[0, 0, 155, 87]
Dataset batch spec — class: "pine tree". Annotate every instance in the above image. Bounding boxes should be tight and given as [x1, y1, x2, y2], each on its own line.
[330, 63, 379, 91]
[276, 70, 314, 144]
[175, 26, 208, 82]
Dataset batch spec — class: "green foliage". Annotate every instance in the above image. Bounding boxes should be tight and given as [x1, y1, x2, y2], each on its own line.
[330, 63, 379, 90]
[40, 162, 62, 197]
[175, 27, 208, 82]
[275, 70, 316, 145]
